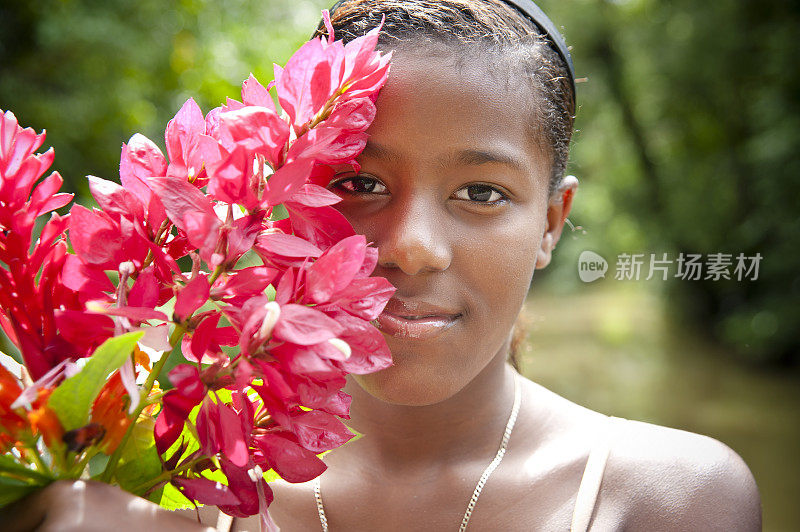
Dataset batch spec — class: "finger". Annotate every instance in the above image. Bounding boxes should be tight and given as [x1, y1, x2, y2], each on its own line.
[0, 484, 49, 532]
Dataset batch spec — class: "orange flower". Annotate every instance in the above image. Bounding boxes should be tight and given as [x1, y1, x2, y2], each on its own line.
[91, 371, 132, 453]
[0, 363, 27, 450]
[28, 389, 64, 449]
[133, 346, 151, 372]
[143, 380, 162, 417]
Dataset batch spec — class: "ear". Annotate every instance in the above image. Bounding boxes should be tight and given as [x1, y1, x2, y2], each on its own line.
[535, 175, 579, 270]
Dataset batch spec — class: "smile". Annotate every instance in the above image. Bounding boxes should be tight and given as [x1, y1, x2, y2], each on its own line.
[376, 312, 460, 339]
[376, 297, 461, 339]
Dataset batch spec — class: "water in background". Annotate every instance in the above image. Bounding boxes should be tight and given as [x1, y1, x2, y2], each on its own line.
[521, 284, 800, 532]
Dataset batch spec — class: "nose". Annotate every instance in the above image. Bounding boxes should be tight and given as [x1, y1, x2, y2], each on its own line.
[376, 196, 452, 276]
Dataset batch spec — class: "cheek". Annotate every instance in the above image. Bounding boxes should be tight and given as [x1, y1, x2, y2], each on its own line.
[457, 209, 543, 317]
[418, 208, 543, 397]
[329, 199, 383, 239]
[340, 203, 545, 406]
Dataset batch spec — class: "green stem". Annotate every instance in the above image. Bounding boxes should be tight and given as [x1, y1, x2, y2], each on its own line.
[208, 264, 225, 286]
[26, 446, 52, 478]
[140, 220, 173, 273]
[141, 391, 165, 406]
[128, 455, 204, 494]
[67, 448, 97, 478]
[98, 266, 223, 485]
[31, 451, 53, 477]
[99, 324, 186, 483]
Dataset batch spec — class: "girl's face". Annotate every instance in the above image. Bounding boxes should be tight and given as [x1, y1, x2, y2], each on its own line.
[329, 50, 574, 405]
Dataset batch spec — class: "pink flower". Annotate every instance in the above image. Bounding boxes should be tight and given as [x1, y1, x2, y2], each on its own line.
[172, 476, 241, 507]
[216, 458, 273, 519]
[304, 235, 368, 303]
[149, 176, 221, 264]
[182, 313, 231, 364]
[174, 275, 211, 323]
[164, 98, 222, 184]
[68, 205, 149, 269]
[255, 232, 323, 269]
[2, 11, 397, 517]
[275, 11, 390, 132]
[154, 365, 207, 455]
[241, 74, 276, 111]
[210, 266, 278, 306]
[217, 105, 288, 169]
[119, 133, 168, 230]
[285, 202, 356, 250]
[196, 398, 249, 467]
[254, 432, 326, 483]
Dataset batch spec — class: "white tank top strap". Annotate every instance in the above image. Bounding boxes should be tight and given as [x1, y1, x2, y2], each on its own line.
[216, 510, 234, 532]
[569, 415, 620, 532]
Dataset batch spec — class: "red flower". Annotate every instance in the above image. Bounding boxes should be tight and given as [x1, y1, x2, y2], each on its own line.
[0, 363, 26, 451]
[1, 12, 397, 518]
[0, 110, 80, 379]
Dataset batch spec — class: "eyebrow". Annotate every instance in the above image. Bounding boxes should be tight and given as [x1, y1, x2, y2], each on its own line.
[362, 141, 526, 172]
[446, 149, 526, 172]
[361, 141, 401, 162]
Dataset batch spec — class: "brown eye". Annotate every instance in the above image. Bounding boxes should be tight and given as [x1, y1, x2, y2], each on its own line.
[331, 176, 387, 194]
[454, 184, 506, 203]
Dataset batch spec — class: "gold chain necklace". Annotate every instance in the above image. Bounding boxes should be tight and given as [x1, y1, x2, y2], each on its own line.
[313, 372, 522, 531]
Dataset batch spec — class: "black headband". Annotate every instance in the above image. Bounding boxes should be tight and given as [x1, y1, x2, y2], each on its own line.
[319, 0, 576, 106]
[501, 0, 575, 105]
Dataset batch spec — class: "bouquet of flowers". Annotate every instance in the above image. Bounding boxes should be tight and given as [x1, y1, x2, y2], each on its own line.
[0, 12, 392, 528]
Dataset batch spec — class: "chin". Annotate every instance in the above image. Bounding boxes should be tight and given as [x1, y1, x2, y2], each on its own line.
[351, 357, 465, 406]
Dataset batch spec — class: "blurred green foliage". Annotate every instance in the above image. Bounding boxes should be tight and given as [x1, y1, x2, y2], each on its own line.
[538, 0, 800, 365]
[1, 0, 797, 364]
[0, 0, 324, 196]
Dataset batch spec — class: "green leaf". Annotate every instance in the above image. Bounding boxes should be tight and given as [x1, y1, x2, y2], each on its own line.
[265, 284, 276, 301]
[114, 418, 163, 496]
[156, 482, 194, 511]
[213, 388, 233, 404]
[262, 468, 281, 483]
[0, 454, 52, 483]
[87, 453, 110, 477]
[0, 476, 47, 507]
[269, 203, 289, 221]
[48, 331, 144, 431]
[200, 467, 227, 485]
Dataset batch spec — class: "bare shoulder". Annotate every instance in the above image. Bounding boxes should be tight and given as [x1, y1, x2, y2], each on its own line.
[603, 418, 762, 531]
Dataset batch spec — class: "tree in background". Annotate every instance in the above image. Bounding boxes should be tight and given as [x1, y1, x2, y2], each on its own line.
[540, 0, 799, 365]
[0, 0, 322, 196]
[1, 0, 798, 364]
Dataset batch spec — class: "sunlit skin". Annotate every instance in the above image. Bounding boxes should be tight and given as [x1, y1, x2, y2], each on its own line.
[334, 54, 561, 407]
[263, 50, 761, 532]
[261, 49, 592, 531]
[1, 46, 759, 532]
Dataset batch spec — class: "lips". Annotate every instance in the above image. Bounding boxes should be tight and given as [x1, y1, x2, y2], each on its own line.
[376, 298, 461, 339]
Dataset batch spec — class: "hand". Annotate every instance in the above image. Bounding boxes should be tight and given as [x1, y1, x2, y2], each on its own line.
[0, 480, 215, 532]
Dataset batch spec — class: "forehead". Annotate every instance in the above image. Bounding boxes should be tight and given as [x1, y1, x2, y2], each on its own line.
[365, 49, 551, 183]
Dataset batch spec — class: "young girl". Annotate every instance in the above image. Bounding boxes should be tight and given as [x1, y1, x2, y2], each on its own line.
[217, 1, 761, 530]
[5, 1, 761, 530]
